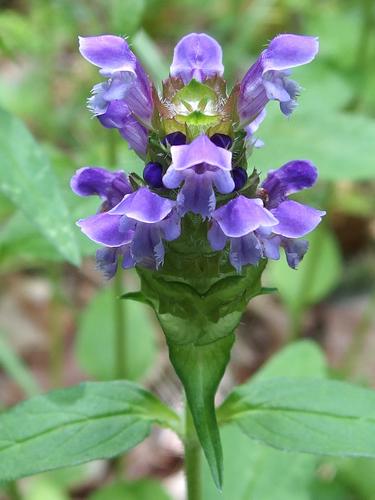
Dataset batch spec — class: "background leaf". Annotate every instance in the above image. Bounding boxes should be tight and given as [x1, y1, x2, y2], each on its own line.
[75, 286, 156, 381]
[0, 109, 80, 265]
[204, 341, 326, 499]
[219, 378, 375, 458]
[90, 479, 171, 500]
[0, 332, 40, 397]
[268, 226, 342, 314]
[0, 381, 179, 481]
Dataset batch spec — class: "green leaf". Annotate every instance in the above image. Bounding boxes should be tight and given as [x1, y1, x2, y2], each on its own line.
[0, 381, 179, 481]
[253, 339, 327, 382]
[132, 30, 169, 82]
[268, 226, 342, 313]
[108, 0, 145, 36]
[0, 332, 40, 397]
[0, 109, 80, 265]
[218, 378, 375, 458]
[136, 239, 267, 488]
[204, 341, 327, 499]
[90, 479, 171, 500]
[75, 286, 156, 382]
[203, 424, 318, 500]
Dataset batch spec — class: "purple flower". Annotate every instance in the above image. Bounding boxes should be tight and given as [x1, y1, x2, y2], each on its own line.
[70, 167, 132, 210]
[257, 160, 326, 268]
[77, 187, 180, 271]
[170, 33, 224, 84]
[163, 134, 234, 218]
[245, 108, 266, 150]
[208, 196, 278, 271]
[238, 34, 319, 125]
[79, 35, 153, 124]
[98, 100, 148, 157]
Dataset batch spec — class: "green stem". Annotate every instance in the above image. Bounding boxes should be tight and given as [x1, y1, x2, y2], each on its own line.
[184, 399, 202, 500]
[113, 271, 127, 380]
[49, 266, 64, 387]
[6, 481, 21, 500]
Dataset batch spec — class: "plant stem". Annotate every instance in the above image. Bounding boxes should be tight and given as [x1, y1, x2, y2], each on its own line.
[6, 481, 21, 500]
[113, 271, 127, 380]
[184, 399, 202, 500]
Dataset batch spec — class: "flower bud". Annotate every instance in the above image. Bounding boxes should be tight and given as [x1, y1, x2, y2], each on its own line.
[143, 162, 164, 188]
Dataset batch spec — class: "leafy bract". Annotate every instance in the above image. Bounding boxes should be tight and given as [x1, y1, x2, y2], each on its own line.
[0, 381, 179, 482]
[133, 222, 268, 488]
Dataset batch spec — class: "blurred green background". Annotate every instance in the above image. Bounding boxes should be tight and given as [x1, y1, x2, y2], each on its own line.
[0, 0, 374, 499]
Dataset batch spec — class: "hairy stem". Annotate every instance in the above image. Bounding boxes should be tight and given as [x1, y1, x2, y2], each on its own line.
[184, 399, 202, 500]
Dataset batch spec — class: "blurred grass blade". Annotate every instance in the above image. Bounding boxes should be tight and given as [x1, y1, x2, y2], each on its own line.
[0, 109, 81, 265]
[0, 333, 39, 397]
[132, 29, 169, 82]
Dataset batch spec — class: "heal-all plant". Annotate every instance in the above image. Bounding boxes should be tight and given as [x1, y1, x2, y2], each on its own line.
[1, 31, 375, 500]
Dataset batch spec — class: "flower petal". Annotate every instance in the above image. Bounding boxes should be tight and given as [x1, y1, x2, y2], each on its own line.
[70, 167, 131, 207]
[213, 169, 235, 194]
[131, 224, 165, 269]
[282, 238, 309, 268]
[208, 221, 227, 251]
[160, 211, 181, 241]
[170, 33, 224, 84]
[171, 134, 232, 171]
[162, 167, 185, 189]
[96, 247, 119, 278]
[77, 212, 133, 247]
[229, 233, 263, 272]
[238, 34, 318, 123]
[261, 160, 318, 208]
[263, 34, 319, 73]
[271, 200, 325, 238]
[212, 196, 278, 238]
[177, 171, 216, 218]
[79, 35, 137, 74]
[109, 187, 174, 223]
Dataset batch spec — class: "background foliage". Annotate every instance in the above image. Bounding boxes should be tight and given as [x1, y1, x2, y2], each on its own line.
[0, 0, 374, 498]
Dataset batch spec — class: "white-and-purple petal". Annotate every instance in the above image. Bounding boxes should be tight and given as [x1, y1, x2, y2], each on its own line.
[79, 34, 153, 128]
[238, 34, 319, 124]
[170, 33, 224, 84]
